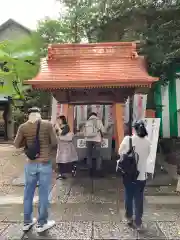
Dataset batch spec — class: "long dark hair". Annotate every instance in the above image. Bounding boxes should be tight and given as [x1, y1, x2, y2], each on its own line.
[134, 120, 148, 138]
[57, 115, 70, 135]
[57, 115, 67, 125]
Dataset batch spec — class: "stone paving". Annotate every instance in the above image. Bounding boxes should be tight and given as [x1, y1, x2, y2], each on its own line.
[1, 174, 180, 239]
[0, 145, 25, 195]
[1, 144, 180, 239]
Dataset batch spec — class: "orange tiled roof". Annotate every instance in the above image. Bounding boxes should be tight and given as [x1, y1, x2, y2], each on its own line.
[25, 42, 158, 89]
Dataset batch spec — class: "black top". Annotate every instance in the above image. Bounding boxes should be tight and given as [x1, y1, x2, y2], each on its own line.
[60, 124, 70, 136]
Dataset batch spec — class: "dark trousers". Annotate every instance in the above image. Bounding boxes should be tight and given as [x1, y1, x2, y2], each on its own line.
[123, 179, 146, 226]
[86, 141, 102, 170]
[57, 162, 76, 174]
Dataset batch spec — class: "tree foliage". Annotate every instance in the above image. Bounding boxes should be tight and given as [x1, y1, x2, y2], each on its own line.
[7, 0, 179, 119]
[57, 0, 180, 84]
[140, 2, 180, 83]
[0, 35, 40, 99]
[37, 18, 74, 56]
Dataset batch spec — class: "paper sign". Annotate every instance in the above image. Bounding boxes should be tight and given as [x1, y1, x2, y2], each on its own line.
[104, 105, 114, 127]
[101, 139, 108, 148]
[76, 138, 108, 148]
[76, 105, 88, 130]
[144, 118, 160, 175]
[77, 139, 86, 148]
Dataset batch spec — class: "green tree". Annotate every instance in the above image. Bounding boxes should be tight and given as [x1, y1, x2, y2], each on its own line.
[58, 0, 180, 84]
[36, 18, 75, 56]
[140, 2, 180, 84]
[27, 17, 78, 117]
[57, 0, 149, 43]
[0, 35, 40, 99]
[56, 0, 180, 112]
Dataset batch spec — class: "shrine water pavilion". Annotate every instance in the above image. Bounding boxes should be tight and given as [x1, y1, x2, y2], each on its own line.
[25, 42, 158, 150]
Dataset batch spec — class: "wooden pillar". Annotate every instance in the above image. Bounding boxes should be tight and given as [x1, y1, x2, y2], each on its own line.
[113, 103, 124, 151]
[61, 104, 69, 118]
[146, 109, 155, 118]
[67, 105, 74, 132]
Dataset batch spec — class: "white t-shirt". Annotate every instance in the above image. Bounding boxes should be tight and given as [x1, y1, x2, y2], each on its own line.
[85, 116, 105, 142]
[118, 135, 151, 181]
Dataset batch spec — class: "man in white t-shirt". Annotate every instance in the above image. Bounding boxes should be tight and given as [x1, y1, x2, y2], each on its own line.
[84, 112, 105, 177]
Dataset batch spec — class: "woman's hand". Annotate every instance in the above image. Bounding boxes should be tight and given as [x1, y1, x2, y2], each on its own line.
[54, 123, 60, 132]
[58, 127, 62, 134]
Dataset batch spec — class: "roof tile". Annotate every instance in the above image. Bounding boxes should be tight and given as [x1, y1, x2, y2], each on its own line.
[25, 42, 158, 89]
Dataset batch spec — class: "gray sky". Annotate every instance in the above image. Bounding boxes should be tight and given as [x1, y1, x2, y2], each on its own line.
[0, 0, 61, 29]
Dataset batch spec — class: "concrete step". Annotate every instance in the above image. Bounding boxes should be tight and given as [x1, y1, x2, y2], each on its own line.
[145, 195, 180, 205]
[146, 174, 176, 187]
[145, 186, 178, 196]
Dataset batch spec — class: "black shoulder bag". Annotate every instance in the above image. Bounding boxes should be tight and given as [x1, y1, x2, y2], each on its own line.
[118, 136, 139, 181]
[24, 121, 41, 160]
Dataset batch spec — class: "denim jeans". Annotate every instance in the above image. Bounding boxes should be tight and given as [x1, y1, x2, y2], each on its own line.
[123, 179, 146, 226]
[24, 162, 52, 225]
[86, 141, 102, 170]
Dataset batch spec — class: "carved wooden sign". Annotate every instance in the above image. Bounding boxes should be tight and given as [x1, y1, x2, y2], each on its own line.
[48, 45, 133, 60]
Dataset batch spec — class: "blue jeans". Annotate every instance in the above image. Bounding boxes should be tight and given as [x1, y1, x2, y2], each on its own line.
[24, 162, 52, 225]
[123, 179, 146, 226]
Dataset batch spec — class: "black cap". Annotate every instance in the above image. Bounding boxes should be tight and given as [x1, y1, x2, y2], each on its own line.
[28, 107, 41, 114]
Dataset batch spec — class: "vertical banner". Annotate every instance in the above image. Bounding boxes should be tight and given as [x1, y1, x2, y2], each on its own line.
[91, 105, 103, 120]
[144, 118, 161, 175]
[57, 103, 62, 116]
[124, 95, 147, 123]
[51, 96, 57, 123]
[104, 105, 114, 127]
[51, 97, 67, 124]
[74, 106, 77, 119]
[124, 98, 129, 124]
[133, 94, 147, 122]
[76, 105, 87, 130]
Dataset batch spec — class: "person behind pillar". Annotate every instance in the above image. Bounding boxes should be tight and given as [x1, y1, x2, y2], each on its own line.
[84, 112, 105, 177]
[14, 107, 57, 233]
[118, 120, 150, 230]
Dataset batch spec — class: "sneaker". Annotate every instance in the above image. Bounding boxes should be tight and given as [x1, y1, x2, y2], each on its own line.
[56, 174, 66, 180]
[23, 218, 37, 231]
[36, 220, 56, 233]
[125, 217, 134, 227]
[72, 166, 77, 177]
[135, 224, 145, 232]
